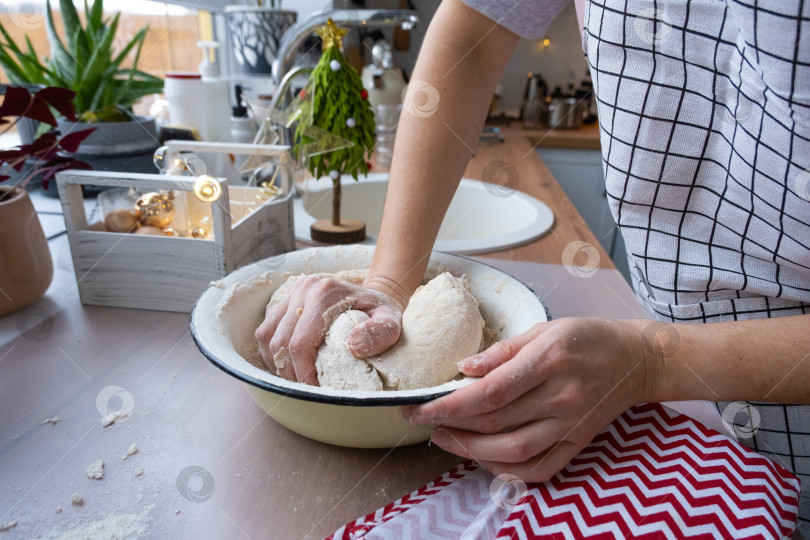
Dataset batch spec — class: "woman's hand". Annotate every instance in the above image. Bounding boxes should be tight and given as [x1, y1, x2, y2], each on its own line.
[404, 317, 659, 482]
[255, 276, 407, 386]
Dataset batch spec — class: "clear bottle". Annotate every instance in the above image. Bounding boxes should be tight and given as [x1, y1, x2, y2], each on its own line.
[197, 41, 231, 142]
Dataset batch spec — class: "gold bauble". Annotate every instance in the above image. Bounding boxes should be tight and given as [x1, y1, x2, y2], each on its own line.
[133, 226, 165, 236]
[135, 192, 175, 229]
[104, 208, 138, 233]
[191, 226, 208, 239]
[163, 228, 178, 237]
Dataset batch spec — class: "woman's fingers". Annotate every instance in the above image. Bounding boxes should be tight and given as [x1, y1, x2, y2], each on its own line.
[406, 338, 552, 425]
[256, 276, 406, 384]
[346, 304, 402, 357]
[479, 441, 583, 484]
[458, 322, 550, 377]
[265, 307, 303, 381]
[255, 295, 290, 376]
[430, 418, 565, 465]
[434, 390, 555, 434]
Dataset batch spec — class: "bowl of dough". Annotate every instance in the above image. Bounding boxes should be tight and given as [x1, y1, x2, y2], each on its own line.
[190, 245, 550, 448]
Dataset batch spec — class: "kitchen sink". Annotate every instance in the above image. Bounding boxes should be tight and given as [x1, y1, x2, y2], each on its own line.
[293, 173, 555, 254]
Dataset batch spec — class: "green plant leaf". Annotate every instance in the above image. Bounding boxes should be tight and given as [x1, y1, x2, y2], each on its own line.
[45, 0, 76, 84]
[59, 0, 83, 54]
[111, 26, 145, 67]
[111, 27, 146, 104]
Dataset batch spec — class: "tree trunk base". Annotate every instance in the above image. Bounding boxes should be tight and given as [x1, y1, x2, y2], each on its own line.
[310, 219, 366, 245]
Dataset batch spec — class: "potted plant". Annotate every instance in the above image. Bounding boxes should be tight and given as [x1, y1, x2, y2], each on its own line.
[0, 85, 95, 315]
[226, 0, 297, 76]
[0, 0, 164, 189]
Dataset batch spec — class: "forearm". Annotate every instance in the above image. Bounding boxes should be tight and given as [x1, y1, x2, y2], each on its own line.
[365, 0, 519, 300]
[638, 315, 810, 404]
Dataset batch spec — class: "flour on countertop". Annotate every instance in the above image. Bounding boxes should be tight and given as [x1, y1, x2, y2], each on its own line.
[41, 416, 61, 425]
[122, 443, 138, 461]
[134, 468, 144, 477]
[70, 493, 84, 506]
[40, 505, 153, 540]
[0, 521, 17, 532]
[85, 460, 104, 480]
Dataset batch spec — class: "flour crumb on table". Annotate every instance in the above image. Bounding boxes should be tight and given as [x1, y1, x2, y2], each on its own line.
[70, 493, 84, 506]
[41, 505, 153, 540]
[85, 460, 104, 480]
[100, 413, 116, 428]
[175, 509, 180, 515]
[134, 468, 144, 477]
[122, 443, 138, 460]
[0, 521, 17, 532]
[55, 506, 62, 514]
[41, 416, 61, 425]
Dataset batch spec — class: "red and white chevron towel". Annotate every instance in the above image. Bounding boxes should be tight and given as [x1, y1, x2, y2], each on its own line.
[328, 403, 801, 539]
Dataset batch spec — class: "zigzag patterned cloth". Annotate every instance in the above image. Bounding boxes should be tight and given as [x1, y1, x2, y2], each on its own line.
[328, 404, 801, 539]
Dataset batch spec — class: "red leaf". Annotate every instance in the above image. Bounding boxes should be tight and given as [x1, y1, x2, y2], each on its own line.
[41, 160, 73, 181]
[0, 86, 33, 119]
[36, 87, 77, 122]
[40, 158, 93, 182]
[68, 160, 93, 170]
[57, 128, 95, 153]
[0, 149, 29, 170]
[0, 86, 58, 126]
[0, 175, 9, 182]
[22, 96, 58, 127]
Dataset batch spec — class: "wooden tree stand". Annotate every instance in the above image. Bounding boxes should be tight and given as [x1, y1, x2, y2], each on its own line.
[311, 179, 366, 244]
[311, 218, 366, 244]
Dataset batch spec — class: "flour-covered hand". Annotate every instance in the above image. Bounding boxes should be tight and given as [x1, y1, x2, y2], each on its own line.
[404, 318, 659, 482]
[255, 277, 405, 385]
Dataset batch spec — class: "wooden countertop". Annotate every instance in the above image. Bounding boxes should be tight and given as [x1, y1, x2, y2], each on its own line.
[459, 130, 613, 269]
[520, 122, 602, 151]
[0, 134, 635, 538]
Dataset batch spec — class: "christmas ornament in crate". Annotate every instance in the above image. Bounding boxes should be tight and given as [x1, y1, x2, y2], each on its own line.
[55, 164, 294, 313]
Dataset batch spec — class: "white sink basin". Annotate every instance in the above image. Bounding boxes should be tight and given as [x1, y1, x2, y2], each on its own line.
[293, 173, 555, 255]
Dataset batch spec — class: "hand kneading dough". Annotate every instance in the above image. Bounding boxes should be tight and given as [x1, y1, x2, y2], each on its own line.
[316, 310, 383, 391]
[316, 272, 485, 391]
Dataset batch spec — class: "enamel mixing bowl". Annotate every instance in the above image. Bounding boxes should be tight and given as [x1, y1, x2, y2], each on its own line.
[190, 245, 550, 448]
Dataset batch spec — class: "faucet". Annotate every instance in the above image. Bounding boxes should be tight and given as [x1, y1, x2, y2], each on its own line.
[271, 9, 419, 84]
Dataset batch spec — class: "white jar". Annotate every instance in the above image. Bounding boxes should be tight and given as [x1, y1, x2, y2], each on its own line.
[164, 73, 206, 139]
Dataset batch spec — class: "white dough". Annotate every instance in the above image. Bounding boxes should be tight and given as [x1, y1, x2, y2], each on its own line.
[316, 311, 383, 391]
[85, 459, 104, 480]
[315, 272, 484, 391]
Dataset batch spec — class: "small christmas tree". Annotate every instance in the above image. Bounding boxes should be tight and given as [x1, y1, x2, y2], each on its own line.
[293, 19, 376, 244]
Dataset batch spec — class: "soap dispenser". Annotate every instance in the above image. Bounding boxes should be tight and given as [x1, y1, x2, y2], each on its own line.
[197, 41, 231, 142]
[361, 40, 405, 109]
[230, 85, 258, 144]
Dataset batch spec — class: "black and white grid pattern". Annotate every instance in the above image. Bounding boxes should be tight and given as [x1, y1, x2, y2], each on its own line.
[583, 0, 810, 530]
[462, 0, 810, 531]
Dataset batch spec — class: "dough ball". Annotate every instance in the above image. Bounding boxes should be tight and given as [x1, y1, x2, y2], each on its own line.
[314, 272, 484, 391]
[316, 310, 383, 391]
[368, 272, 484, 390]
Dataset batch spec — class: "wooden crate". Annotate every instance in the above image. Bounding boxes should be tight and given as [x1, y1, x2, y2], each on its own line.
[56, 170, 294, 312]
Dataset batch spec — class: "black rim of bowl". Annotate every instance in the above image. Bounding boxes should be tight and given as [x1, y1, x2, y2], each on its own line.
[189, 250, 551, 407]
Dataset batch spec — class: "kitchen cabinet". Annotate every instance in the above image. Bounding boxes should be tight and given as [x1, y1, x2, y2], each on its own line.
[535, 147, 631, 283]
